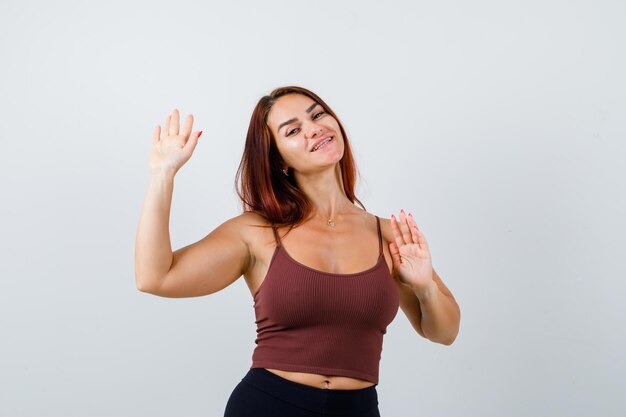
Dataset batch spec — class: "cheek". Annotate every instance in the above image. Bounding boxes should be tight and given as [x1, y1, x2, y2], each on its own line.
[276, 140, 302, 163]
[282, 140, 303, 154]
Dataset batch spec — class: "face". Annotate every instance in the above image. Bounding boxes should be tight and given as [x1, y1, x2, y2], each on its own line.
[267, 93, 344, 174]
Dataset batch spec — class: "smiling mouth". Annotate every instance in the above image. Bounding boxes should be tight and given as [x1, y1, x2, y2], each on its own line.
[311, 136, 334, 152]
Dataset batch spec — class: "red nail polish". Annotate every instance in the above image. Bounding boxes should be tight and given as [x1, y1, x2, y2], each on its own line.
[198, 131, 203, 138]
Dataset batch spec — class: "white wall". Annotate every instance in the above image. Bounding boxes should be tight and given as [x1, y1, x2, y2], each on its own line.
[0, 0, 624, 416]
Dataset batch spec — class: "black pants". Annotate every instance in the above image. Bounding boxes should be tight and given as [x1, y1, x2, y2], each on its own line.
[224, 368, 381, 417]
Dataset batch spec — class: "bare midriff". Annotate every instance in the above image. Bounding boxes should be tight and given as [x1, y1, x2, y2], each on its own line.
[264, 368, 375, 390]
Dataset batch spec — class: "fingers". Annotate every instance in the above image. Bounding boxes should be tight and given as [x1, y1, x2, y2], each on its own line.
[169, 108, 180, 136]
[390, 214, 405, 248]
[391, 210, 412, 247]
[398, 210, 413, 244]
[164, 114, 171, 138]
[153, 124, 160, 144]
[406, 213, 420, 245]
[407, 213, 429, 250]
[161, 108, 193, 139]
[180, 113, 194, 139]
[183, 131, 202, 153]
[391, 210, 427, 248]
[388, 240, 403, 265]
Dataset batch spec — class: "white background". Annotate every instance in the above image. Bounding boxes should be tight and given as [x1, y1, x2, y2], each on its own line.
[1, 0, 624, 416]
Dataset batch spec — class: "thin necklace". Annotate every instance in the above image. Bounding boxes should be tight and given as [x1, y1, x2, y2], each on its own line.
[317, 199, 351, 228]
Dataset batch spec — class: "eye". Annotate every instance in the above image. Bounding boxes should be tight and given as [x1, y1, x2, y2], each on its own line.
[285, 111, 325, 137]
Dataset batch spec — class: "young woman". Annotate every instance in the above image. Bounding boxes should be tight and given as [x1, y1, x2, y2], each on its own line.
[135, 86, 460, 416]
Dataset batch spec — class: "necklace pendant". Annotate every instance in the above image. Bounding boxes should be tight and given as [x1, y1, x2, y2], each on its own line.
[327, 219, 336, 228]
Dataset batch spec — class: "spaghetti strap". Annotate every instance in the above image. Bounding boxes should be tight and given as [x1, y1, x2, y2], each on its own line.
[375, 215, 383, 255]
[271, 225, 282, 247]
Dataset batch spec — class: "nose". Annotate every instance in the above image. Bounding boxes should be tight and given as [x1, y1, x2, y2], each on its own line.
[305, 123, 324, 139]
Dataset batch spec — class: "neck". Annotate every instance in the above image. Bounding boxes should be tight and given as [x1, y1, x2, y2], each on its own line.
[293, 164, 353, 220]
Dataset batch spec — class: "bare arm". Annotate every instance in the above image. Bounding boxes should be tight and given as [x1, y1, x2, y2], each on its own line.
[137, 213, 252, 298]
[382, 216, 461, 344]
[134, 170, 253, 298]
[413, 270, 460, 345]
[134, 108, 250, 297]
[134, 170, 176, 290]
[396, 268, 460, 345]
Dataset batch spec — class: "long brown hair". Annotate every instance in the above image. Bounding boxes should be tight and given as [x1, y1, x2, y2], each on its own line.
[235, 86, 365, 231]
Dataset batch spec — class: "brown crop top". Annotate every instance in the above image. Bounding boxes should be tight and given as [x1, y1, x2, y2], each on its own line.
[250, 215, 400, 384]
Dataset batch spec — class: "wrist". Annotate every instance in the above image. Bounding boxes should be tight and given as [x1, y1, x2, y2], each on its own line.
[149, 169, 176, 181]
[412, 280, 439, 301]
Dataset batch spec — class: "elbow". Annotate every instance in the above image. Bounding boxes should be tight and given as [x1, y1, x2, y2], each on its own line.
[429, 319, 460, 346]
[429, 331, 458, 346]
[440, 306, 461, 345]
[134, 262, 168, 294]
[441, 333, 458, 346]
[136, 281, 148, 293]
[135, 274, 159, 294]
[441, 321, 461, 346]
[428, 333, 457, 346]
[135, 277, 150, 293]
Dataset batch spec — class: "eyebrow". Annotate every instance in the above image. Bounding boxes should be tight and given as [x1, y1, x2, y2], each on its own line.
[277, 102, 319, 133]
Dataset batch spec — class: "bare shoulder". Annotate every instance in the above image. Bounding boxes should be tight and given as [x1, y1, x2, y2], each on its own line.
[228, 210, 268, 228]
[230, 211, 272, 238]
[376, 215, 393, 242]
[227, 210, 274, 263]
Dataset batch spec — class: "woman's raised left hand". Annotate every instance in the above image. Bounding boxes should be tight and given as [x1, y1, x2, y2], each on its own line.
[389, 210, 434, 292]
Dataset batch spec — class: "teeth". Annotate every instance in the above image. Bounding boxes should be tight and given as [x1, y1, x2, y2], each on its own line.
[313, 137, 332, 151]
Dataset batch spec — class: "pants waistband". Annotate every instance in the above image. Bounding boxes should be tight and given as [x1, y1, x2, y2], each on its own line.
[242, 367, 379, 414]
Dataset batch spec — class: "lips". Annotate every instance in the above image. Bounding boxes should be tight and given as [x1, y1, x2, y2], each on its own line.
[310, 135, 334, 152]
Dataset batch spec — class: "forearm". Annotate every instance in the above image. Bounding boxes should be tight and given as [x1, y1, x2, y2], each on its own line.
[134, 171, 176, 289]
[413, 281, 460, 345]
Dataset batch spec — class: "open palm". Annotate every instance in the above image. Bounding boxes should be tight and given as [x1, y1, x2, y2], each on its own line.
[149, 108, 202, 175]
[389, 210, 434, 291]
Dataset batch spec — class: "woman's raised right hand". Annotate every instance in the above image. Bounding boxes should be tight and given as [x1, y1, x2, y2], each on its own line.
[149, 108, 202, 176]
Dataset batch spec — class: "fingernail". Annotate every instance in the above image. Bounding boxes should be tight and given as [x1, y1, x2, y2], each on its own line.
[409, 212, 413, 217]
[198, 131, 203, 138]
[401, 209, 405, 214]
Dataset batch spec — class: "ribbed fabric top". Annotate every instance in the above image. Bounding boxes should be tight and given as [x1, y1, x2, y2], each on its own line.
[250, 215, 400, 384]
